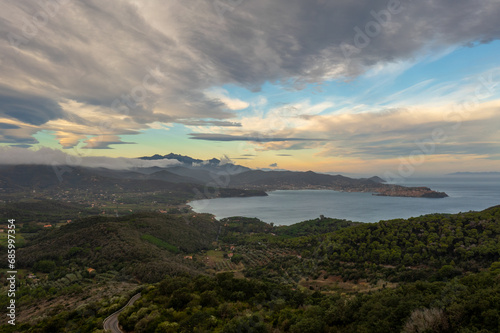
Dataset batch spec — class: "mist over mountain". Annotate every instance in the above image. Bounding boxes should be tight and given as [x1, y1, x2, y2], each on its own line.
[0, 153, 448, 199]
[0, 147, 182, 170]
[140, 153, 220, 166]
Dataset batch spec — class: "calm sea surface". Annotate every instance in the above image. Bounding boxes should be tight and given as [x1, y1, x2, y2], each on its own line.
[189, 176, 500, 225]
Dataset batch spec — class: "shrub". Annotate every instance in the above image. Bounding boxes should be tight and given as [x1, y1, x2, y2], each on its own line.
[402, 308, 449, 333]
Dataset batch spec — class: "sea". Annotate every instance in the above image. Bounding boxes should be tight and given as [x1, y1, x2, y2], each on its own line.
[189, 176, 500, 225]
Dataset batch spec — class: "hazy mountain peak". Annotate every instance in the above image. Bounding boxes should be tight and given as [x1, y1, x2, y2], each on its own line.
[139, 153, 220, 166]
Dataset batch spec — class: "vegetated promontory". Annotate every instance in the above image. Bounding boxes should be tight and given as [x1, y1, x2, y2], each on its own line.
[224, 170, 448, 198]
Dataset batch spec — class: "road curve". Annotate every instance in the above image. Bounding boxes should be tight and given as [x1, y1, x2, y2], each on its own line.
[103, 293, 141, 333]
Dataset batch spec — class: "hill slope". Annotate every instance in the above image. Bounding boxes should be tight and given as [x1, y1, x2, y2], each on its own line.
[0, 165, 267, 206]
[14, 212, 221, 282]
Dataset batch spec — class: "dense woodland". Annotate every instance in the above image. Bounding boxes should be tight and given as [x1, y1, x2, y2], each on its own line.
[0, 203, 499, 332]
[4, 212, 221, 282]
[116, 268, 500, 333]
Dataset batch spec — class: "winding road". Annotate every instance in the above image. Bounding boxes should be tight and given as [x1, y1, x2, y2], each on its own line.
[103, 293, 141, 333]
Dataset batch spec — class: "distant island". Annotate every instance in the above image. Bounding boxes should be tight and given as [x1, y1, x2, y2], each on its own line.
[448, 172, 500, 176]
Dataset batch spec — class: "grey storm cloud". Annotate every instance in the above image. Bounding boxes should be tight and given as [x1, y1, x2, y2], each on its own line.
[189, 133, 326, 142]
[0, 123, 20, 129]
[81, 140, 137, 150]
[9, 144, 32, 148]
[0, 92, 64, 126]
[0, 135, 38, 144]
[341, 142, 500, 159]
[1, 0, 500, 146]
[179, 120, 242, 127]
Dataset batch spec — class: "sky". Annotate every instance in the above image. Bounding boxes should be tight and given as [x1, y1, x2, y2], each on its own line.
[0, 0, 499, 176]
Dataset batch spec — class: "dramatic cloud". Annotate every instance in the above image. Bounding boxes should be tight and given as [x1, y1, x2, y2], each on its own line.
[0, 93, 64, 126]
[82, 135, 137, 150]
[249, 100, 500, 160]
[205, 88, 250, 111]
[1, 0, 500, 149]
[0, 123, 20, 129]
[189, 133, 327, 142]
[0, 147, 182, 169]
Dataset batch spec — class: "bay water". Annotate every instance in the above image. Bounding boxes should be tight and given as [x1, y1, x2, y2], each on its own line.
[189, 176, 500, 225]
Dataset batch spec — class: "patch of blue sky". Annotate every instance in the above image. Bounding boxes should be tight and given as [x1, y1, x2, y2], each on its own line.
[222, 40, 500, 116]
[123, 124, 241, 159]
[357, 40, 500, 106]
[33, 130, 62, 149]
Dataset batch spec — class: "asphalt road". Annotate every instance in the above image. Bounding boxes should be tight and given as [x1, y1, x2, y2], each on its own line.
[103, 293, 141, 333]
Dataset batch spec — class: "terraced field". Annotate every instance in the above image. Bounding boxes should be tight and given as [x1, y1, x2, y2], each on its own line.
[205, 246, 298, 272]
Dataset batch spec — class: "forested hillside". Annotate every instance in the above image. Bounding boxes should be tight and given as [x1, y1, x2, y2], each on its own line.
[115, 267, 500, 333]
[7, 212, 221, 282]
[1, 206, 499, 332]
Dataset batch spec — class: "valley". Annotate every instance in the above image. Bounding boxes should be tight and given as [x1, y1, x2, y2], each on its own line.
[1, 199, 499, 332]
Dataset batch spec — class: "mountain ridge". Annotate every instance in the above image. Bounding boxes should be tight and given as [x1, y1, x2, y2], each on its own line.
[135, 154, 446, 198]
[0, 161, 448, 199]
